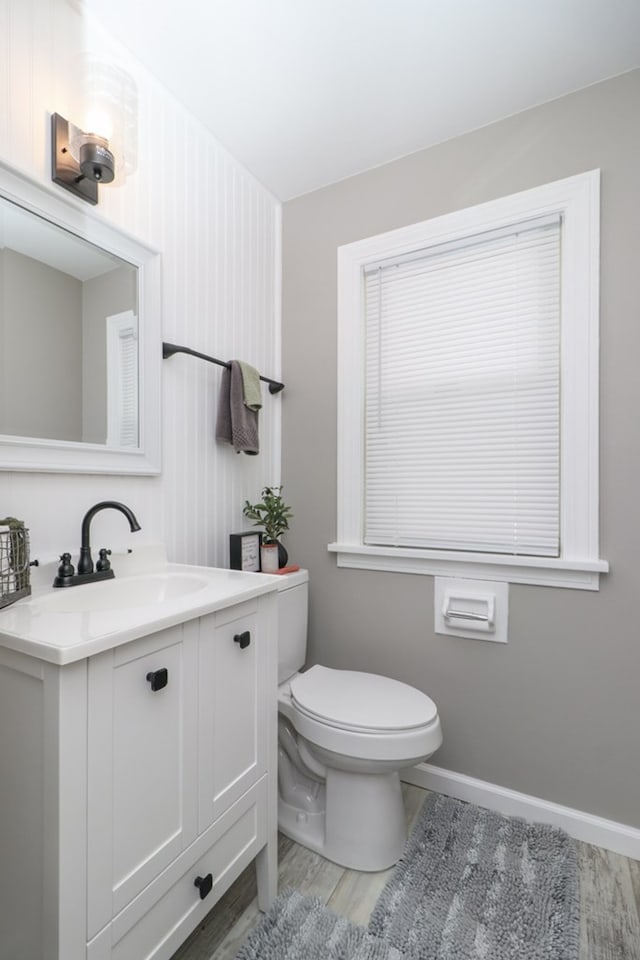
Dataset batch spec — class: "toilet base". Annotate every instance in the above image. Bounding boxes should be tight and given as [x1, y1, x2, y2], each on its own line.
[278, 766, 407, 872]
[278, 797, 326, 856]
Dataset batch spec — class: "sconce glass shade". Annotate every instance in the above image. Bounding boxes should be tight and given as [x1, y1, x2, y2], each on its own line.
[68, 57, 138, 186]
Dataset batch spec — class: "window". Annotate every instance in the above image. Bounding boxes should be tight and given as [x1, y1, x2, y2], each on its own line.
[329, 171, 608, 589]
[107, 310, 139, 448]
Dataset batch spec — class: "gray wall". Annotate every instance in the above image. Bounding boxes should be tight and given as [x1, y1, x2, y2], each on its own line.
[0, 248, 82, 441]
[282, 70, 640, 828]
[82, 264, 137, 444]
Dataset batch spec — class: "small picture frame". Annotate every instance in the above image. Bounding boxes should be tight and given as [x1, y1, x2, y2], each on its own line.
[229, 531, 262, 572]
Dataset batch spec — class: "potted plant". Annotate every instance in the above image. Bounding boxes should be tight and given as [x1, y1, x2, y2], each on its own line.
[243, 486, 293, 572]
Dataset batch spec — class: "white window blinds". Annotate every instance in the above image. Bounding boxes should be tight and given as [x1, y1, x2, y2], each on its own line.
[106, 311, 139, 448]
[363, 215, 561, 557]
[117, 327, 139, 447]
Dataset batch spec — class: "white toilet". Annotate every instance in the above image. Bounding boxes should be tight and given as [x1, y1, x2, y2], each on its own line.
[276, 569, 442, 872]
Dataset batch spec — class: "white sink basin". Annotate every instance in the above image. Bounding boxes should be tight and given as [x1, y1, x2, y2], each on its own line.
[35, 572, 211, 613]
[0, 552, 279, 665]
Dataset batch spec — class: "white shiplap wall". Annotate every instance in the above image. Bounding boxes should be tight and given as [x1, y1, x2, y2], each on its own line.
[0, 0, 281, 567]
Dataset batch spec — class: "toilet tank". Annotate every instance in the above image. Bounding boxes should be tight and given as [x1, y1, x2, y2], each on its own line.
[276, 568, 309, 684]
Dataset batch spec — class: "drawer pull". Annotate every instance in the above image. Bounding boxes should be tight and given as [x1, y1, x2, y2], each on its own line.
[146, 668, 168, 691]
[234, 631, 251, 650]
[194, 873, 213, 900]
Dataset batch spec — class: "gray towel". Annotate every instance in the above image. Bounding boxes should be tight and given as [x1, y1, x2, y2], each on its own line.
[215, 360, 259, 455]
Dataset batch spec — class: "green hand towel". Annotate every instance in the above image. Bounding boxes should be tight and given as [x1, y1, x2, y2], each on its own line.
[238, 361, 262, 412]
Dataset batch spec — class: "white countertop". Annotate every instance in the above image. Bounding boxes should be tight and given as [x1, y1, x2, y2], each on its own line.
[0, 549, 281, 666]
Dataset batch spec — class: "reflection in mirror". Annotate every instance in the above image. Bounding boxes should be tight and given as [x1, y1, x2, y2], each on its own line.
[0, 196, 138, 446]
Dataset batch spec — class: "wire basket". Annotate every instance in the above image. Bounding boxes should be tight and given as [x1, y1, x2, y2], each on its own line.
[0, 526, 31, 608]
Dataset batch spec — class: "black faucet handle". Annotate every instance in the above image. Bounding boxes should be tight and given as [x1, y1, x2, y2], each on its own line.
[57, 553, 75, 578]
[96, 548, 112, 572]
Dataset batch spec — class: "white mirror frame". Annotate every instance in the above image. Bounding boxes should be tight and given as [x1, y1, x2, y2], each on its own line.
[0, 160, 161, 475]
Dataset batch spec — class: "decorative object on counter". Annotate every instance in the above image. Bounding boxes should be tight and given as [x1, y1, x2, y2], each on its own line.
[229, 531, 262, 572]
[260, 541, 280, 573]
[53, 501, 141, 588]
[0, 517, 34, 607]
[216, 360, 261, 455]
[268, 564, 301, 576]
[243, 486, 294, 570]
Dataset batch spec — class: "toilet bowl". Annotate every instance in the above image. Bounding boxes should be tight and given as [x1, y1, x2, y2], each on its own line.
[278, 665, 442, 871]
[275, 571, 442, 872]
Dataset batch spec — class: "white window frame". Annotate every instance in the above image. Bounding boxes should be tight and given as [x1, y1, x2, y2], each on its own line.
[329, 170, 608, 590]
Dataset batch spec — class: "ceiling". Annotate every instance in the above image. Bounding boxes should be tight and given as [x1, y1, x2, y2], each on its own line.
[83, 0, 640, 201]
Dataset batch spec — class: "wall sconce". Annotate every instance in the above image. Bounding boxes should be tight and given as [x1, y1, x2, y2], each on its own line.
[51, 59, 137, 206]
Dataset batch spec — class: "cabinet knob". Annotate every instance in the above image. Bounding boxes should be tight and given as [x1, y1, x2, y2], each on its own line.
[194, 873, 213, 900]
[233, 631, 251, 650]
[146, 668, 168, 691]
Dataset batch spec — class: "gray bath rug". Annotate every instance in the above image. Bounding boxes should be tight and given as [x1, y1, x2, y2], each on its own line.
[236, 889, 404, 960]
[369, 792, 579, 960]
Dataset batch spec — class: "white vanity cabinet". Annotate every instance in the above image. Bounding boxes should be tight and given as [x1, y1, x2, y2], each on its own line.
[198, 602, 267, 830]
[0, 584, 278, 960]
[87, 621, 200, 935]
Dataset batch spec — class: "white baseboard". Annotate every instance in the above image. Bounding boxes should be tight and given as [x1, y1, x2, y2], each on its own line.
[401, 762, 640, 860]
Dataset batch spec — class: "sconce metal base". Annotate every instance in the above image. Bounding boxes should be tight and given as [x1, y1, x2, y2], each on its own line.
[51, 113, 98, 205]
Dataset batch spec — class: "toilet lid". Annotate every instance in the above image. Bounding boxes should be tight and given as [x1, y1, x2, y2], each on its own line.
[290, 665, 438, 733]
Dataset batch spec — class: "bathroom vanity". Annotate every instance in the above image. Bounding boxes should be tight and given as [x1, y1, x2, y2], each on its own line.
[0, 556, 279, 960]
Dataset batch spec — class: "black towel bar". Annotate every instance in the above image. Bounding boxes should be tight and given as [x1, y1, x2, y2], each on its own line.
[162, 342, 285, 394]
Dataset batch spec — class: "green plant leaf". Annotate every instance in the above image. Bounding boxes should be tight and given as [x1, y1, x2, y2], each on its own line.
[242, 485, 294, 542]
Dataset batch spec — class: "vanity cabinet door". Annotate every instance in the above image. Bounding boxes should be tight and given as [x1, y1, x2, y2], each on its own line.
[87, 622, 198, 938]
[198, 601, 268, 832]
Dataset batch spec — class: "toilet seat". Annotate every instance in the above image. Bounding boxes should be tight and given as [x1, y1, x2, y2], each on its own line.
[291, 665, 438, 733]
[285, 665, 442, 763]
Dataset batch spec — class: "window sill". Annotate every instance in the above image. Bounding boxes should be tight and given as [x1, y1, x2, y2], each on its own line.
[327, 543, 609, 590]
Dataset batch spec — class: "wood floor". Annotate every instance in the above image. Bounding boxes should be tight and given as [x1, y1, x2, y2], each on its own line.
[171, 786, 640, 960]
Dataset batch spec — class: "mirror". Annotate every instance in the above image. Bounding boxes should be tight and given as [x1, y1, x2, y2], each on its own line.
[0, 161, 160, 474]
[0, 198, 138, 445]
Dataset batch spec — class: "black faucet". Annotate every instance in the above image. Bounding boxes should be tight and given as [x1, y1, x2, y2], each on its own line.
[77, 501, 141, 574]
[53, 501, 141, 588]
